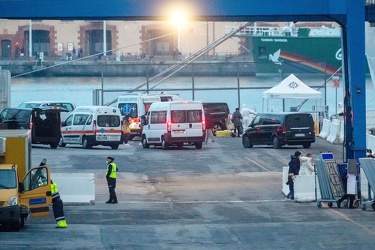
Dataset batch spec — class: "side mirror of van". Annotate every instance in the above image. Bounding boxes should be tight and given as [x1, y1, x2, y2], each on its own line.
[61, 121, 66, 127]
[18, 182, 24, 192]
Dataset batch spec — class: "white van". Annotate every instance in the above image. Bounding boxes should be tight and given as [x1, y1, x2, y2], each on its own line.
[18, 101, 76, 121]
[59, 106, 122, 149]
[116, 93, 182, 139]
[141, 101, 206, 150]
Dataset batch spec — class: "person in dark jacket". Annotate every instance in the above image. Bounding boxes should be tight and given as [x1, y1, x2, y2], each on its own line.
[204, 109, 215, 143]
[231, 108, 243, 137]
[286, 151, 302, 200]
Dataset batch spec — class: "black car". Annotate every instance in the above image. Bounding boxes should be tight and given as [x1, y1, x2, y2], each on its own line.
[202, 102, 230, 134]
[0, 107, 67, 149]
[242, 112, 316, 149]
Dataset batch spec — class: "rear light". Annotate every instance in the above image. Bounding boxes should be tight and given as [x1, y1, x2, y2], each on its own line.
[276, 126, 286, 133]
[167, 121, 171, 133]
[202, 120, 206, 131]
[93, 120, 97, 135]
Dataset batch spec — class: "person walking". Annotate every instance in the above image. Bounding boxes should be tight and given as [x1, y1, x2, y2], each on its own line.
[106, 156, 118, 204]
[337, 168, 355, 208]
[122, 115, 131, 146]
[51, 181, 68, 228]
[204, 108, 215, 143]
[231, 108, 243, 137]
[299, 153, 314, 175]
[286, 151, 301, 200]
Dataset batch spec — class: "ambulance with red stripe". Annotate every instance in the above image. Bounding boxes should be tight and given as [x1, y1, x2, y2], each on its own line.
[59, 106, 122, 149]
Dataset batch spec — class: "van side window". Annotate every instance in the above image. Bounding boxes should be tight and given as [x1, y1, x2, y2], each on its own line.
[73, 114, 89, 125]
[151, 111, 167, 124]
[187, 110, 202, 123]
[171, 110, 186, 123]
[65, 115, 73, 126]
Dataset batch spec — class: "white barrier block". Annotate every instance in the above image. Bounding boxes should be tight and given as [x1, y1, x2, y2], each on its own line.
[326, 121, 342, 144]
[367, 134, 375, 153]
[51, 173, 95, 204]
[282, 167, 318, 202]
[319, 119, 331, 139]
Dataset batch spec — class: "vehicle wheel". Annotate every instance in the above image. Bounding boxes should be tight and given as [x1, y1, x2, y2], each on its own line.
[362, 204, 367, 211]
[111, 144, 119, 149]
[317, 201, 322, 208]
[343, 201, 348, 208]
[162, 138, 169, 150]
[20, 216, 25, 228]
[58, 136, 66, 147]
[82, 137, 92, 149]
[195, 142, 203, 149]
[177, 143, 183, 149]
[142, 136, 150, 148]
[50, 142, 58, 149]
[302, 142, 311, 148]
[328, 202, 333, 208]
[353, 200, 360, 208]
[272, 137, 281, 149]
[242, 136, 253, 148]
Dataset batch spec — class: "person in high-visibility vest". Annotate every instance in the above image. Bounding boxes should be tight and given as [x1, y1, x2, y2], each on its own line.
[106, 156, 118, 204]
[51, 181, 67, 228]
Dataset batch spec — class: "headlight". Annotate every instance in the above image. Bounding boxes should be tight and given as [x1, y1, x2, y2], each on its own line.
[8, 196, 18, 206]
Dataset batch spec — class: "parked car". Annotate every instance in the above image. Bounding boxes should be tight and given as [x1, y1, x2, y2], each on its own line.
[242, 112, 315, 149]
[18, 101, 76, 121]
[202, 102, 230, 134]
[0, 107, 66, 149]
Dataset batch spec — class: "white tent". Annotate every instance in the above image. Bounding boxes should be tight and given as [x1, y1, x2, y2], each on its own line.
[262, 74, 322, 112]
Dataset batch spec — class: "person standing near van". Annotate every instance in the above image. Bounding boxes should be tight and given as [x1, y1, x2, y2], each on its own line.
[286, 151, 301, 200]
[106, 156, 118, 204]
[122, 115, 131, 145]
[231, 108, 243, 137]
[204, 108, 215, 143]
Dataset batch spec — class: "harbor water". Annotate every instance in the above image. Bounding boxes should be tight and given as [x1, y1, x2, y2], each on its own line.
[10, 75, 375, 118]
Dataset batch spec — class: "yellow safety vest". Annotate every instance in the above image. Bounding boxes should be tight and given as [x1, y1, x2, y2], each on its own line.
[107, 162, 117, 179]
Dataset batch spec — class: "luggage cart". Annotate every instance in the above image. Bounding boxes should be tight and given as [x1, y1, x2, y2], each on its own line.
[358, 158, 375, 211]
[316, 152, 346, 208]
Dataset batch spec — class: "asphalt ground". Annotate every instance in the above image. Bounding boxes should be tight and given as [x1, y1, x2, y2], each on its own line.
[2, 136, 375, 249]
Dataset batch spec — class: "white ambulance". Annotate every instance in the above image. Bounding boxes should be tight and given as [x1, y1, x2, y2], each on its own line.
[141, 101, 206, 150]
[116, 93, 182, 139]
[59, 106, 122, 149]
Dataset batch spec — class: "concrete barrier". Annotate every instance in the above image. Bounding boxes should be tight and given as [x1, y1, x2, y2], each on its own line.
[51, 173, 95, 204]
[367, 134, 375, 153]
[282, 167, 318, 202]
[318, 119, 330, 139]
[326, 120, 342, 144]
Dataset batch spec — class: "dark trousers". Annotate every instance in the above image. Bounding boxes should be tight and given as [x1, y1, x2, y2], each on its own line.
[234, 126, 242, 137]
[338, 194, 355, 207]
[52, 198, 65, 222]
[123, 133, 130, 144]
[287, 177, 294, 199]
[107, 177, 117, 202]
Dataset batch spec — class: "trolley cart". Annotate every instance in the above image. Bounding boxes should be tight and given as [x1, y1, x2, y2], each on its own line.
[358, 158, 375, 211]
[316, 153, 346, 208]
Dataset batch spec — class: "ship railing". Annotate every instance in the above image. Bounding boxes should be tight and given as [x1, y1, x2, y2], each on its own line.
[226, 25, 282, 36]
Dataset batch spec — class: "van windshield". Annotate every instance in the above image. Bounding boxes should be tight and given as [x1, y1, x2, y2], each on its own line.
[0, 170, 17, 189]
[285, 114, 313, 127]
[97, 115, 120, 127]
[18, 102, 41, 109]
[118, 103, 137, 118]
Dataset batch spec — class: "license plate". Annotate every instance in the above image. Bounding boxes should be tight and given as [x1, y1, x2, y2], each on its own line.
[98, 136, 107, 141]
[295, 133, 305, 137]
[173, 130, 185, 134]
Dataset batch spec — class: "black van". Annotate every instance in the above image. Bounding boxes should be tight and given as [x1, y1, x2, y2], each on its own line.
[0, 107, 66, 149]
[242, 112, 315, 149]
[202, 102, 230, 134]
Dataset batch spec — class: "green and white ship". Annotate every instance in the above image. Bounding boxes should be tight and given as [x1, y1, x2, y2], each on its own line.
[230, 23, 344, 75]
